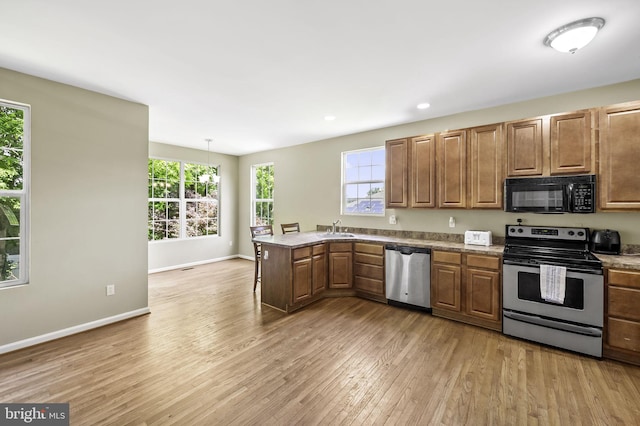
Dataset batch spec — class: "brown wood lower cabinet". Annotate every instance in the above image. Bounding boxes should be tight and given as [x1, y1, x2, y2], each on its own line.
[432, 251, 462, 312]
[261, 243, 327, 313]
[431, 250, 501, 331]
[292, 244, 327, 304]
[353, 242, 385, 301]
[605, 268, 640, 365]
[329, 242, 353, 289]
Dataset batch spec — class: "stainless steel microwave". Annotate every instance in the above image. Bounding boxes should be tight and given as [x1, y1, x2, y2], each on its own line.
[504, 175, 596, 213]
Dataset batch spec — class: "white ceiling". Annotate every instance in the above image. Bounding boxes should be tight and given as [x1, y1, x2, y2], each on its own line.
[2, 0, 640, 156]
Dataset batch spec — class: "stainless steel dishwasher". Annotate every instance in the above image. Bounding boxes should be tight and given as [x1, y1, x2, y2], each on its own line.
[385, 245, 431, 310]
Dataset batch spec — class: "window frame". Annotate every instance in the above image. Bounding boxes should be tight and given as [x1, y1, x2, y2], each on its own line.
[0, 99, 30, 288]
[251, 162, 274, 226]
[148, 157, 220, 242]
[341, 146, 385, 217]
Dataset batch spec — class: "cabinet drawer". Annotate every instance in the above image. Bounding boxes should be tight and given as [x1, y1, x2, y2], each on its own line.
[354, 263, 384, 280]
[312, 244, 326, 255]
[293, 247, 311, 260]
[330, 242, 353, 252]
[354, 276, 384, 295]
[433, 251, 462, 265]
[608, 317, 640, 352]
[354, 252, 383, 266]
[609, 286, 640, 321]
[354, 243, 384, 255]
[609, 269, 640, 290]
[466, 254, 500, 270]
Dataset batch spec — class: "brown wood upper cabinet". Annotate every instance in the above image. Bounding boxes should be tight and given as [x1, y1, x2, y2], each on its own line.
[598, 101, 640, 210]
[438, 124, 504, 209]
[550, 110, 595, 175]
[387, 125, 503, 210]
[411, 135, 436, 208]
[506, 110, 595, 177]
[437, 130, 467, 208]
[506, 118, 544, 176]
[385, 135, 436, 208]
[385, 138, 409, 208]
[469, 124, 504, 209]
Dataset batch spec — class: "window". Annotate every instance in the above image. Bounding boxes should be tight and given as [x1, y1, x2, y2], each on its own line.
[0, 100, 30, 288]
[148, 159, 180, 240]
[148, 159, 219, 241]
[251, 163, 274, 226]
[342, 147, 385, 215]
[184, 163, 219, 237]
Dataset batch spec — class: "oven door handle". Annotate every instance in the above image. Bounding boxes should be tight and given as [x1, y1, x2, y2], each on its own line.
[503, 311, 602, 337]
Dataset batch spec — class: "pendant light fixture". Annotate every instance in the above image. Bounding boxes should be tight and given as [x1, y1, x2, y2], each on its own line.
[199, 138, 219, 184]
[543, 17, 605, 54]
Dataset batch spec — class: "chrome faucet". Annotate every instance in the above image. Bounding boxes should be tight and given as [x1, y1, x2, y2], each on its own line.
[332, 219, 341, 234]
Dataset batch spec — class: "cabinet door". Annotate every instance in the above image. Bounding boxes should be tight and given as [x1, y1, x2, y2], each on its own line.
[329, 252, 353, 288]
[410, 135, 436, 208]
[385, 138, 409, 208]
[469, 124, 503, 208]
[599, 101, 640, 209]
[292, 258, 312, 303]
[465, 268, 500, 322]
[550, 110, 595, 175]
[312, 253, 327, 294]
[437, 130, 467, 208]
[431, 263, 461, 312]
[506, 118, 544, 176]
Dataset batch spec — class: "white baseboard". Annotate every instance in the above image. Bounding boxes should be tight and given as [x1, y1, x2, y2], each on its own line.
[237, 254, 254, 261]
[0, 307, 151, 355]
[148, 254, 250, 274]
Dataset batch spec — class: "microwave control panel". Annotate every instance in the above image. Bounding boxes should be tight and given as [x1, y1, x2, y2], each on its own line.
[571, 183, 594, 212]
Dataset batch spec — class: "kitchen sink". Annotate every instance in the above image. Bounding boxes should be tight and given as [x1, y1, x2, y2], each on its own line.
[320, 232, 356, 239]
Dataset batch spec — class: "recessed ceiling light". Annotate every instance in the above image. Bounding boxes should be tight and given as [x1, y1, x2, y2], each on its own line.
[324, 115, 336, 121]
[543, 17, 605, 54]
[417, 103, 431, 110]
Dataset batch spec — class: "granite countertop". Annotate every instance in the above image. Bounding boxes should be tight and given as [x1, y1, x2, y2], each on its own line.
[254, 231, 504, 256]
[593, 253, 640, 270]
[254, 231, 640, 270]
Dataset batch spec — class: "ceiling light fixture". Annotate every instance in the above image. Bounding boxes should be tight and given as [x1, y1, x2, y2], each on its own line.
[199, 138, 220, 184]
[543, 17, 605, 54]
[417, 103, 431, 110]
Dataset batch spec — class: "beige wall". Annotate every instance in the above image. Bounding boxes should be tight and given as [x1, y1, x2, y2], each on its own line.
[0, 68, 149, 348]
[148, 142, 239, 271]
[238, 79, 640, 258]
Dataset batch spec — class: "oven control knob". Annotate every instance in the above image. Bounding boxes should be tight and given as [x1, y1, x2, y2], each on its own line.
[510, 228, 515, 233]
[517, 228, 523, 233]
[568, 231, 575, 236]
[578, 231, 584, 237]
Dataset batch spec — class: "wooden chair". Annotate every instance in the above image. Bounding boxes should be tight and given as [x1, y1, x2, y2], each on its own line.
[250, 225, 273, 292]
[280, 222, 300, 234]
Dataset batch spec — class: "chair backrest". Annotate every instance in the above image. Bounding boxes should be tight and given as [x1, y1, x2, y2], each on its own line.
[281, 222, 300, 234]
[250, 225, 274, 239]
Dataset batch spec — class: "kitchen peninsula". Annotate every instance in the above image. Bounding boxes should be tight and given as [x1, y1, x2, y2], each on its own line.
[254, 230, 503, 314]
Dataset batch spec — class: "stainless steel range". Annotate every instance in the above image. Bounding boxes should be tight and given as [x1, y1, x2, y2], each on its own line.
[502, 224, 604, 357]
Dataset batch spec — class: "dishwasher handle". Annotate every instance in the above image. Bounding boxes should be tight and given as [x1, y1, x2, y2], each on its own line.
[385, 244, 431, 255]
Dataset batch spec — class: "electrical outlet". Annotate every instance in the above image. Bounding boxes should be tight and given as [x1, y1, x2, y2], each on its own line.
[389, 215, 397, 225]
[106, 284, 115, 296]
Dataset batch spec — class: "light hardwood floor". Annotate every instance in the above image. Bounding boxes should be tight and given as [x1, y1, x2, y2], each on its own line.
[1, 259, 640, 425]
